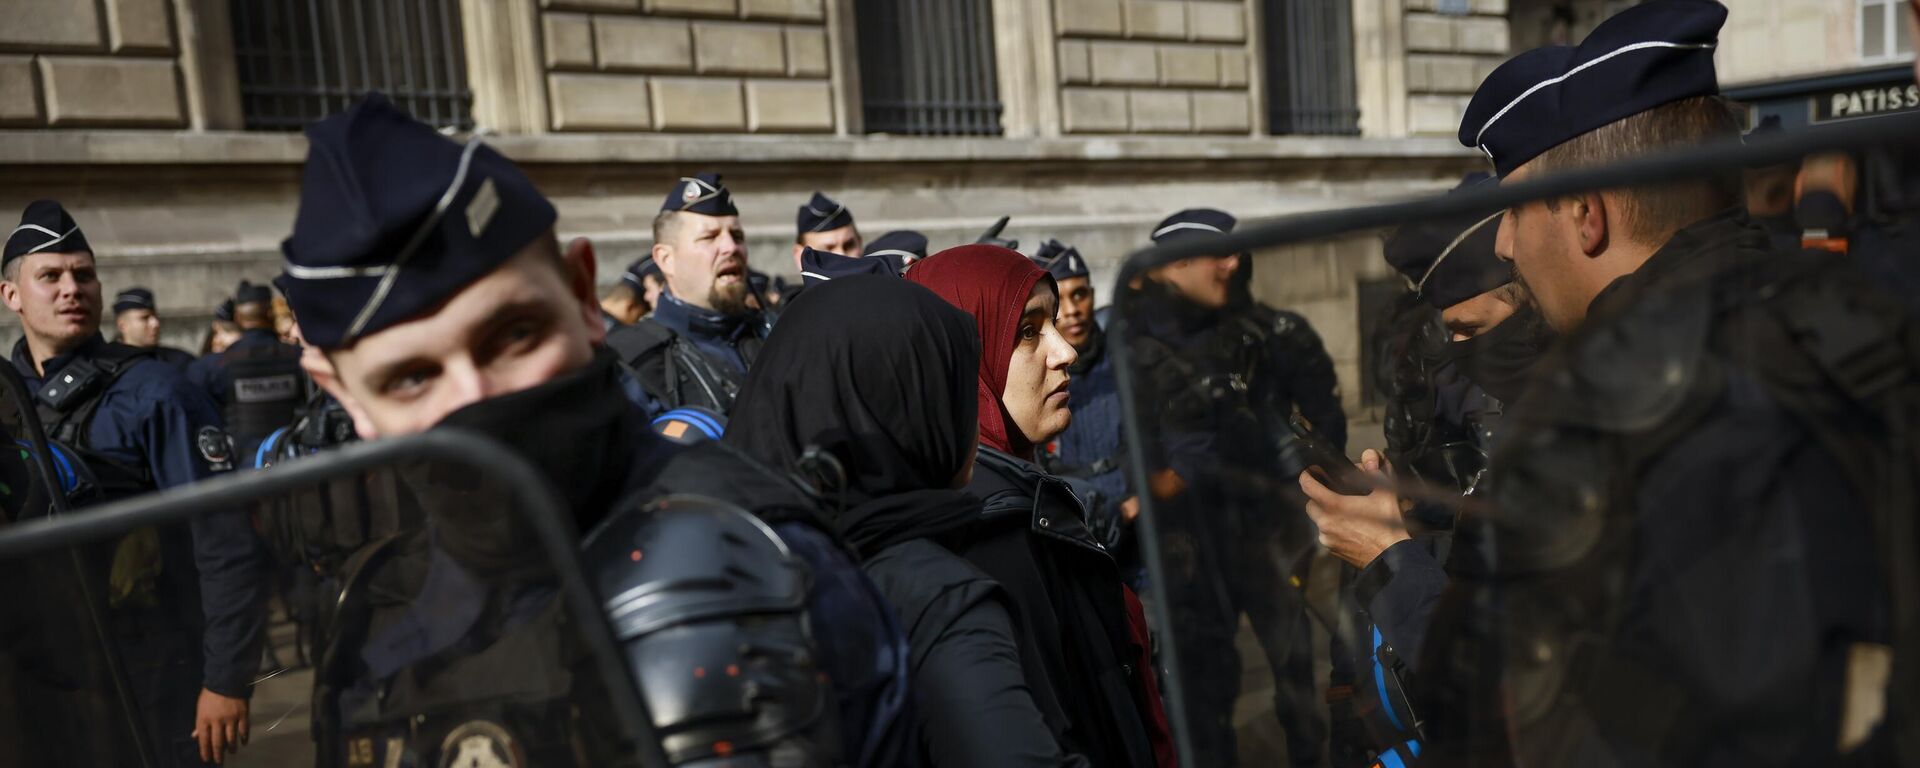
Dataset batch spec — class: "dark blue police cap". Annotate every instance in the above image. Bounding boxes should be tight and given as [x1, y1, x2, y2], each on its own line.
[214, 299, 235, 323]
[277, 93, 558, 349]
[1384, 173, 1510, 309]
[6, 199, 93, 269]
[662, 172, 738, 217]
[620, 256, 659, 289]
[1150, 208, 1238, 247]
[235, 280, 273, 305]
[863, 230, 927, 273]
[1031, 239, 1090, 281]
[796, 191, 854, 235]
[798, 247, 897, 287]
[1460, 0, 1725, 176]
[112, 287, 155, 315]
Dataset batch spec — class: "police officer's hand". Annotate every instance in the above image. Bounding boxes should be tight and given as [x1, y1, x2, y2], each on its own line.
[193, 688, 249, 764]
[1120, 495, 1140, 523]
[1299, 449, 1410, 569]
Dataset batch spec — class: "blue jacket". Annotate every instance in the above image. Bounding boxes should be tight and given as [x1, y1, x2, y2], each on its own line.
[10, 334, 269, 698]
[647, 290, 765, 375]
[1052, 327, 1127, 527]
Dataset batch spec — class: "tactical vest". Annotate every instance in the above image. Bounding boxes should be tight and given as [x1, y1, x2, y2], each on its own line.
[605, 319, 749, 415]
[1483, 244, 1920, 765]
[219, 339, 306, 443]
[32, 343, 158, 500]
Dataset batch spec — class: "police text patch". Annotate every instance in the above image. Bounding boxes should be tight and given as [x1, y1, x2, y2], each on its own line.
[235, 374, 300, 403]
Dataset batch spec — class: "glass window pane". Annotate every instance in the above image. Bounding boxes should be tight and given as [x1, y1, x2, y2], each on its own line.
[1897, 1, 1915, 54]
[1864, 2, 1888, 59]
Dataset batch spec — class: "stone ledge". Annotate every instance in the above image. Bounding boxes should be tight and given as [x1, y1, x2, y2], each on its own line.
[0, 130, 1479, 165]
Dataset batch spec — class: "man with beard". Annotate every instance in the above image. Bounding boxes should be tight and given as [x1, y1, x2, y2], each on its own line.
[274, 94, 911, 767]
[606, 173, 769, 416]
[1323, 175, 1554, 767]
[1306, 2, 1919, 763]
[112, 286, 199, 369]
[3, 200, 267, 767]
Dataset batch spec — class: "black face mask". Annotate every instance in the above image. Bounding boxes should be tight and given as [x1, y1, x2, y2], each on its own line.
[432, 350, 641, 522]
[1445, 303, 1555, 405]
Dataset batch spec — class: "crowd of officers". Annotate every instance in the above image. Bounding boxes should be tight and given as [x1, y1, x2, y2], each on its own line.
[2, 1, 1918, 766]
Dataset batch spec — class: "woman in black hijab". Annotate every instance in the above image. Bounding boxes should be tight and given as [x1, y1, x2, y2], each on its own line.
[727, 275, 1087, 768]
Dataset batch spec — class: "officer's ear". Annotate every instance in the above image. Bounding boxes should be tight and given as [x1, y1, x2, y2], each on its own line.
[0, 277, 18, 315]
[652, 241, 675, 280]
[1575, 191, 1610, 257]
[561, 236, 604, 344]
[301, 351, 381, 441]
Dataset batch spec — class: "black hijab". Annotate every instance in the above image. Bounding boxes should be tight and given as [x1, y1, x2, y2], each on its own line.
[726, 275, 985, 558]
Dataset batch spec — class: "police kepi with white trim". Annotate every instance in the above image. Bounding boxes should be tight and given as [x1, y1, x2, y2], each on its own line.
[1150, 208, 1237, 247]
[662, 172, 738, 217]
[1459, 0, 1726, 177]
[795, 191, 853, 235]
[5, 199, 93, 269]
[798, 247, 896, 287]
[276, 92, 557, 349]
[1383, 173, 1510, 309]
[1031, 239, 1089, 282]
[863, 230, 927, 273]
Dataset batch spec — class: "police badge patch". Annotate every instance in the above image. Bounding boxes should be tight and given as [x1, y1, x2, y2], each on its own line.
[197, 426, 234, 472]
[438, 720, 523, 768]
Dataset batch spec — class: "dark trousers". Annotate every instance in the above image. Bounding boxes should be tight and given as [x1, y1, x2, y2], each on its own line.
[1160, 491, 1324, 768]
[116, 613, 213, 768]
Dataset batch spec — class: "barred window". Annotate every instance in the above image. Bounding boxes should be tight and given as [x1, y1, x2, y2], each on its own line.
[231, 0, 473, 131]
[853, 0, 1004, 136]
[1263, 0, 1362, 135]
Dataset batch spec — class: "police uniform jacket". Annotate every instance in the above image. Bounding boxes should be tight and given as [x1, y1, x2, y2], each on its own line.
[9, 334, 268, 698]
[1428, 210, 1900, 765]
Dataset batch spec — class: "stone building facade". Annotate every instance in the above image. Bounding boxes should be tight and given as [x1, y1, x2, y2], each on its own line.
[0, 0, 1874, 424]
[0, 0, 1496, 423]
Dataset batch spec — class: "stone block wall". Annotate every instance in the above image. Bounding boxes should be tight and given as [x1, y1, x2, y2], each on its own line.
[539, 0, 835, 132]
[1402, 0, 1509, 136]
[1053, 0, 1255, 134]
[0, 0, 186, 127]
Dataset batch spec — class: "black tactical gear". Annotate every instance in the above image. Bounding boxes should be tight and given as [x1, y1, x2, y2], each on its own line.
[584, 495, 840, 766]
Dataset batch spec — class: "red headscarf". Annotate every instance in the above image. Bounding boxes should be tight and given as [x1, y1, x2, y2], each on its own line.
[905, 244, 1051, 459]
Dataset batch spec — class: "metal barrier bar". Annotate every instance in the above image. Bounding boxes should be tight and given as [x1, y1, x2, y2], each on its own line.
[0, 429, 670, 768]
[1108, 103, 1920, 768]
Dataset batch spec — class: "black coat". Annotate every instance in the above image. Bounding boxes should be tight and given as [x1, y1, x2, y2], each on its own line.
[864, 537, 1086, 768]
[953, 447, 1157, 768]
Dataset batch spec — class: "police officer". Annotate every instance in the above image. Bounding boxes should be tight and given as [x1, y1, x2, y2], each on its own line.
[1305, 2, 1917, 763]
[1031, 240, 1135, 560]
[1377, 173, 1552, 494]
[275, 93, 911, 767]
[187, 281, 308, 463]
[605, 173, 772, 416]
[3, 200, 268, 767]
[204, 298, 241, 355]
[112, 286, 199, 370]
[1321, 175, 1555, 767]
[1125, 208, 1323, 767]
[793, 190, 864, 270]
[597, 256, 653, 331]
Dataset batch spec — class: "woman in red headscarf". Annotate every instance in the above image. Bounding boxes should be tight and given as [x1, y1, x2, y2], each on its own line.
[907, 244, 1174, 768]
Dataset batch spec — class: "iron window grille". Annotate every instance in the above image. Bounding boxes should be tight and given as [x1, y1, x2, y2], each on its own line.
[1263, 0, 1362, 136]
[854, 0, 1005, 136]
[231, 0, 473, 131]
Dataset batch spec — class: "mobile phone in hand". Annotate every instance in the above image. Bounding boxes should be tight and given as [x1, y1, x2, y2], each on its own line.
[1288, 415, 1372, 496]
